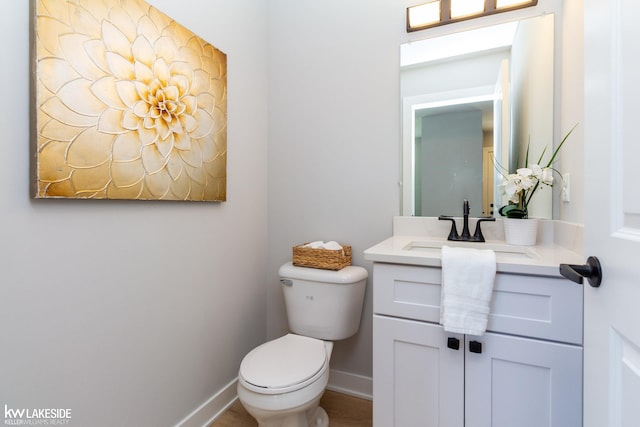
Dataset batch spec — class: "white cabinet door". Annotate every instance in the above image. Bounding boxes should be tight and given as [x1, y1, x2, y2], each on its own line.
[464, 332, 582, 427]
[373, 315, 464, 427]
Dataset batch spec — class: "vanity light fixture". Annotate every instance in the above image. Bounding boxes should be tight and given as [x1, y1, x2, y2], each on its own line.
[496, 0, 536, 8]
[450, 0, 485, 19]
[407, 0, 537, 32]
[407, 1, 441, 30]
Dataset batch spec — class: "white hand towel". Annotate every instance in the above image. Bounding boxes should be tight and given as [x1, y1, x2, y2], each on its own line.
[440, 245, 496, 336]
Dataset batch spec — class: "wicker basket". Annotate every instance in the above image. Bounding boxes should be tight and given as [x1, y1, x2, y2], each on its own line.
[292, 243, 352, 270]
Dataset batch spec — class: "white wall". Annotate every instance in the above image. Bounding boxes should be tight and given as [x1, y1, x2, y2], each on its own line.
[265, 0, 401, 378]
[400, 50, 509, 98]
[0, 1, 268, 426]
[558, 0, 585, 224]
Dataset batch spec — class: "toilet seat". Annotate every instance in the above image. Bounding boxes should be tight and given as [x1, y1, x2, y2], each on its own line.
[239, 334, 328, 394]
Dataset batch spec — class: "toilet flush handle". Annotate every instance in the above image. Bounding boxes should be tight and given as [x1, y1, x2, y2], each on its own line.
[281, 279, 293, 287]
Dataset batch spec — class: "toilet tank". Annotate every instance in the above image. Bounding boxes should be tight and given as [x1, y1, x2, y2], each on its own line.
[279, 262, 368, 341]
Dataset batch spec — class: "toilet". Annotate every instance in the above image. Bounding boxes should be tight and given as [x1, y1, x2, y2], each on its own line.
[237, 262, 368, 427]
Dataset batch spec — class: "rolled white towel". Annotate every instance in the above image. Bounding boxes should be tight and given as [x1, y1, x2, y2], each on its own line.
[323, 241, 343, 251]
[303, 241, 325, 248]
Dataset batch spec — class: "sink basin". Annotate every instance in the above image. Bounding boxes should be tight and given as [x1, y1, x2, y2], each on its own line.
[403, 240, 537, 259]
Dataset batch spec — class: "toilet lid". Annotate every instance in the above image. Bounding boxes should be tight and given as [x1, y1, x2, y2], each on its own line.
[240, 334, 327, 390]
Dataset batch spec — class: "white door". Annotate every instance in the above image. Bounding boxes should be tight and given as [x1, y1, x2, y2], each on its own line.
[583, 1, 640, 426]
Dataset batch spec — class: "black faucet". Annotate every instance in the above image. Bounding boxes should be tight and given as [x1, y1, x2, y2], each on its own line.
[439, 200, 496, 242]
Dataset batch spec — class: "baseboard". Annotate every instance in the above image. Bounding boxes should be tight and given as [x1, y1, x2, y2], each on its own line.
[174, 378, 238, 427]
[327, 369, 373, 400]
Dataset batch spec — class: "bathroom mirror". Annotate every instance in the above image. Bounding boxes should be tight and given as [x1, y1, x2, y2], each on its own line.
[400, 14, 554, 218]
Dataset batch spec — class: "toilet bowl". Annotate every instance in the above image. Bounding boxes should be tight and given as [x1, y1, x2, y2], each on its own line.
[236, 262, 368, 427]
[237, 334, 333, 427]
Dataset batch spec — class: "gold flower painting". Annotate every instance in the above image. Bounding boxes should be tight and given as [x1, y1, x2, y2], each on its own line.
[32, 0, 227, 201]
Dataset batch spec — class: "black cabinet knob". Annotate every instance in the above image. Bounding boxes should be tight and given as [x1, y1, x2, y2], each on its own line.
[469, 340, 482, 354]
[447, 337, 460, 350]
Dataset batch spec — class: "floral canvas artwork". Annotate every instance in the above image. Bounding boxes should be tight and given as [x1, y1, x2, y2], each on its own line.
[32, 0, 227, 201]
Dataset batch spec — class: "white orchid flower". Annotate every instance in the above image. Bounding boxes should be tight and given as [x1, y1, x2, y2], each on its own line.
[517, 167, 533, 177]
[495, 125, 577, 218]
[503, 179, 518, 197]
[530, 164, 543, 178]
[541, 168, 554, 185]
[500, 174, 523, 203]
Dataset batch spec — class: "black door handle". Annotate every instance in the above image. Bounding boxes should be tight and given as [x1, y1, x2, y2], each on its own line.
[559, 256, 602, 287]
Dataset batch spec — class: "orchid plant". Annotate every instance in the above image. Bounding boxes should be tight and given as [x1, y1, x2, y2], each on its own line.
[497, 124, 577, 219]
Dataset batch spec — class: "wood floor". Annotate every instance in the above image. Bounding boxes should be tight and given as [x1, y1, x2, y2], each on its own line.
[209, 390, 372, 427]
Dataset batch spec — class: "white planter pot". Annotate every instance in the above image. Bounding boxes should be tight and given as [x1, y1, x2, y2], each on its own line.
[503, 218, 539, 246]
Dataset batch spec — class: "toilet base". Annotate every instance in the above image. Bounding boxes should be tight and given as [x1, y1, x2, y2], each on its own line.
[237, 377, 329, 427]
[307, 406, 328, 427]
[240, 397, 328, 427]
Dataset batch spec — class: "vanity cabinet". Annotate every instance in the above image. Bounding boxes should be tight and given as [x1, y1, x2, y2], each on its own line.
[372, 263, 583, 427]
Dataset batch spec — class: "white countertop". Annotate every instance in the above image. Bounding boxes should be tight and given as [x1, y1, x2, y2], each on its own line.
[363, 217, 584, 277]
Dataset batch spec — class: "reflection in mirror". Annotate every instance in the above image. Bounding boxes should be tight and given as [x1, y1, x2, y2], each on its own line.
[401, 14, 554, 219]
